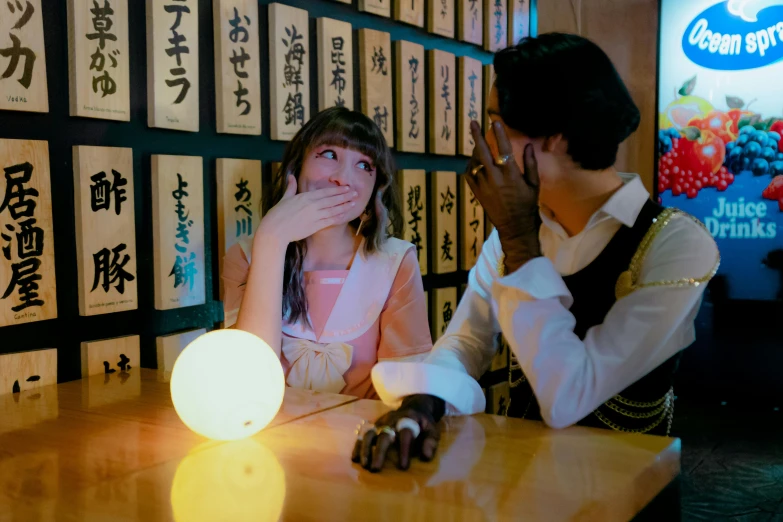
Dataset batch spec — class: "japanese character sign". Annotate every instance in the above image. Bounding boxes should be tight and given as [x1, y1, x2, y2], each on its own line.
[432, 171, 457, 274]
[428, 0, 454, 38]
[395, 40, 425, 153]
[151, 155, 205, 310]
[0, 0, 48, 112]
[0, 139, 56, 326]
[429, 50, 456, 155]
[147, 0, 199, 131]
[484, 0, 507, 52]
[394, 0, 423, 28]
[458, 0, 483, 46]
[460, 175, 485, 270]
[398, 170, 428, 275]
[73, 145, 137, 316]
[214, 0, 261, 135]
[269, 2, 309, 140]
[0, 348, 56, 395]
[359, 0, 390, 18]
[67, 0, 130, 120]
[459, 56, 483, 156]
[359, 29, 393, 146]
[317, 17, 354, 111]
[432, 287, 457, 340]
[509, 0, 530, 47]
[216, 158, 261, 300]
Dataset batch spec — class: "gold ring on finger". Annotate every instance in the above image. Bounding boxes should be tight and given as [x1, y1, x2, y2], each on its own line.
[355, 420, 377, 440]
[494, 154, 512, 166]
[470, 164, 484, 176]
[377, 426, 396, 443]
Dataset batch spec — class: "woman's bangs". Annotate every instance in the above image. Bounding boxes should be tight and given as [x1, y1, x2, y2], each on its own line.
[309, 118, 384, 167]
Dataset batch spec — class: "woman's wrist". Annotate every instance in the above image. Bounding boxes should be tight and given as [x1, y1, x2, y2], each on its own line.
[253, 225, 289, 255]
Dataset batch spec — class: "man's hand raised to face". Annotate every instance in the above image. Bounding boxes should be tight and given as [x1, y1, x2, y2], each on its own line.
[464, 120, 542, 274]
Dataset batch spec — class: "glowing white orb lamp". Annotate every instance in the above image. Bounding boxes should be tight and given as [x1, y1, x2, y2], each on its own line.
[170, 330, 285, 441]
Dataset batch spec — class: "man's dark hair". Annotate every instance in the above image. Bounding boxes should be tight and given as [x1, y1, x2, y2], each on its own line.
[494, 33, 640, 170]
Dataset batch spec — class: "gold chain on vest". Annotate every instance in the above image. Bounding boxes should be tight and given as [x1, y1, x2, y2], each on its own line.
[495, 208, 702, 436]
[616, 209, 720, 299]
[593, 387, 675, 435]
[508, 352, 526, 388]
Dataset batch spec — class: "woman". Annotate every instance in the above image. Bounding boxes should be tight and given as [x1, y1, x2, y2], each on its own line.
[222, 107, 433, 399]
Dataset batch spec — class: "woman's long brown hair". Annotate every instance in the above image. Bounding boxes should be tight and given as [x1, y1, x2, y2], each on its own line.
[264, 107, 403, 326]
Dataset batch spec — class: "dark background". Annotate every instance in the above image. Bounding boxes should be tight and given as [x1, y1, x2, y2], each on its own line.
[0, 0, 521, 384]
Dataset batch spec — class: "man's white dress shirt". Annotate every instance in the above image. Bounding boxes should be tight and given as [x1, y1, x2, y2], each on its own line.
[372, 174, 720, 428]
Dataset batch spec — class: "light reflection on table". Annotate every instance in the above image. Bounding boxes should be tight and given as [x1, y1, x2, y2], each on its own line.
[0, 368, 679, 521]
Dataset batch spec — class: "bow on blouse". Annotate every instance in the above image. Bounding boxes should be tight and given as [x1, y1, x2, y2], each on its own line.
[281, 337, 354, 394]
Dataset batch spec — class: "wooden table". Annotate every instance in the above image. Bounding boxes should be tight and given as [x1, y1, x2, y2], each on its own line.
[0, 369, 680, 521]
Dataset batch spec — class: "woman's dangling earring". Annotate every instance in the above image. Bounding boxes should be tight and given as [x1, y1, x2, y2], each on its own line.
[355, 209, 371, 237]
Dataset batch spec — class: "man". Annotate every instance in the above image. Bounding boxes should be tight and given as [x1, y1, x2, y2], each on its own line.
[352, 33, 719, 472]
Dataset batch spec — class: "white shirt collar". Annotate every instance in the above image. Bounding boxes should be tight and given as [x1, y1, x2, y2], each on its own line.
[540, 173, 650, 236]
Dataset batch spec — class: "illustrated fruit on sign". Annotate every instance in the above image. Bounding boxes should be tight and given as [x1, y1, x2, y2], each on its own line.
[680, 127, 726, 175]
[762, 175, 783, 201]
[659, 76, 714, 130]
[689, 110, 735, 144]
[752, 158, 770, 177]
[725, 95, 757, 137]
[727, 108, 755, 136]
[744, 141, 762, 159]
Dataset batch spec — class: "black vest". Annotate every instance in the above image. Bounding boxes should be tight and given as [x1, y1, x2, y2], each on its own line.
[506, 200, 680, 436]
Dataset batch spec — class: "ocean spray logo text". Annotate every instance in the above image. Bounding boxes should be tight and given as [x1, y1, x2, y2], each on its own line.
[682, 0, 783, 70]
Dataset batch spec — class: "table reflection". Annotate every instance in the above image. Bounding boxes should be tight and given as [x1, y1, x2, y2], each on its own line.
[170, 438, 286, 522]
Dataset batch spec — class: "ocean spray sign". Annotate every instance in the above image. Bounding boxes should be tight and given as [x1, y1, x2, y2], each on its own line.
[683, 0, 783, 70]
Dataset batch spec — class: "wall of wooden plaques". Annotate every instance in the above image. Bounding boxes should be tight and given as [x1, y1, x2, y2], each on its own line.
[0, 0, 515, 386]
